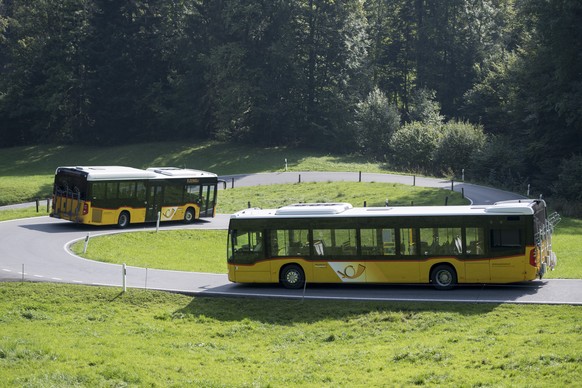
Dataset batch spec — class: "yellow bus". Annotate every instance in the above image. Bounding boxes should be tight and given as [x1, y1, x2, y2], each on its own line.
[227, 200, 559, 290]
[51, 166, 218, 228]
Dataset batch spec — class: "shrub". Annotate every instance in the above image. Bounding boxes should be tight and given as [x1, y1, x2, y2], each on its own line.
[469, 134, 527, 190]
[553, 155, 582, 202]
[433, 121, 486, 177]
[389, 121, 439, 172]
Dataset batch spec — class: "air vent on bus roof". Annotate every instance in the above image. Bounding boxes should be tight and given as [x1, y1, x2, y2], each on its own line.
[275, 203, 353, 216]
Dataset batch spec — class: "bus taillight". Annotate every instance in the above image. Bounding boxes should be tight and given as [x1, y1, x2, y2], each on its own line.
[83, 203, 89, 215]
[529, 248, 537, 267]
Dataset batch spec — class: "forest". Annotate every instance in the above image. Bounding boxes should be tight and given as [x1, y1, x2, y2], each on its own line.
[0, 0, 581, 211]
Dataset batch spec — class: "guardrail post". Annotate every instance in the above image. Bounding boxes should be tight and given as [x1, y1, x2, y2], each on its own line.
[156, 211, 161, 232]
[359, 171, 362, 182]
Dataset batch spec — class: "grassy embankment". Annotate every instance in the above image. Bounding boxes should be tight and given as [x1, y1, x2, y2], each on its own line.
[0, 141, 388, 206]
[1, 283, 581, 387]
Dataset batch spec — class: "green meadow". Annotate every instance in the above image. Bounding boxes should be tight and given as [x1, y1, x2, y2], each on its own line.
[1, 283, 581, 387]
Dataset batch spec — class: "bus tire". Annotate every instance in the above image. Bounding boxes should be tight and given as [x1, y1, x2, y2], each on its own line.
[280, 264, 305, 289]
[117, 211, 130, 229]
[184, 208, 195, 224]
[430, 264, 457, 290]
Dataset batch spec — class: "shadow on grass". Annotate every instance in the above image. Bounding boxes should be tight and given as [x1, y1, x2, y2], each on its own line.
[170, 283, 533, 324]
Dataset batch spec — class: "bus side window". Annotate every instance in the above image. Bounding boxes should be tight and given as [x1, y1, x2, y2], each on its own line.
[136, 182, 146, 201]
[164, 184, 183, 205]
[313, 229, 356, 256]
[91, 182, 107, 200]
[231, 230, 264, 263]
[271, 229, 309, 256]
[360, 228, 395, 256]
[118, 182, 135, 199]
[491, 229, 522, 249]
[400, 228, 417, 255]
[186, 185, 201, 203]
[466, 227, 484, 255]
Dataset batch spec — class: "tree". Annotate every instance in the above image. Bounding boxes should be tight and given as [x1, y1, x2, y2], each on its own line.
[407, 88, 443, 125]
[0, 0, 94, 145]
[354, 87, 400, 160]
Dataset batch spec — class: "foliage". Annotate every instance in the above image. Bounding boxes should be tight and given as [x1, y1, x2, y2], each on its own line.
[551, 155, 582, 215]
[388, 121, 439, 172]
[469, 135, 528, 191]
[433, 120, 486, 177]
[0, 0, 581, 206]
[354, 87, 400, 160]
[407, 88, 444, 126]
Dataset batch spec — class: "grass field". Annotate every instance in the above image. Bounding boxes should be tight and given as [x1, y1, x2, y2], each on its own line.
[0, 141, 390, 206]
[1, 283, 581, 387]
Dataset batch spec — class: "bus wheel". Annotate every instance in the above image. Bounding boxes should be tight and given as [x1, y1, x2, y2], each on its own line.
[280, 264, 305, 289]
[184, 208, 195, 224]
[117, 211, 130, 229]
[431, 264, 457, 290]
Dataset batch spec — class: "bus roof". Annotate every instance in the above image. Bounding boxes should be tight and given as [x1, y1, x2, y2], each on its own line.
[231, 200, 539, 220]
[146, 167, 217, 178]
[56, 166, 217, 181]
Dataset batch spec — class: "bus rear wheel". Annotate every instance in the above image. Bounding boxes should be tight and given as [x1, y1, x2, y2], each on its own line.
[184, 208, 195, 224]
[280, 264, 305, 289]
[431, 264, 457, 290]
[117, 211, 130, 229]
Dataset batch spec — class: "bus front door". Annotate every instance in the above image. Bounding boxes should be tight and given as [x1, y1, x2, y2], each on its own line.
[199, 185, 216, 217]
[146, 184, 163, 222]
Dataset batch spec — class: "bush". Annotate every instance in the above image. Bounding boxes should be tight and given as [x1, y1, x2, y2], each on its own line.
[469, 135, 527, 190]
[389, 121, 439, 172]
[433, 121, 486, 177]
[553, 155, 582, 202]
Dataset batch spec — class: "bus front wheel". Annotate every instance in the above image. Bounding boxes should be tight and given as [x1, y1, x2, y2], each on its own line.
[430, 264, 457, 290]
[280, 264, 305, 289]
[184, 208, 195, 224]
[117, 211, 130, 229]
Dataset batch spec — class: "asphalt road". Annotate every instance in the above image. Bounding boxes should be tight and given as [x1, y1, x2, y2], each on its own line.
[1, 172, 580, 305]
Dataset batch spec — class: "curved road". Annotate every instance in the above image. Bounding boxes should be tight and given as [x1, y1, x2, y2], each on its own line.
[1, 172, 580, 305]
